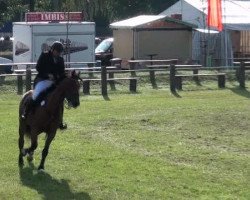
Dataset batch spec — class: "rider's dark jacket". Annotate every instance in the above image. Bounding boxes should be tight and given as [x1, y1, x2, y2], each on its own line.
[34, 51, 65, 85]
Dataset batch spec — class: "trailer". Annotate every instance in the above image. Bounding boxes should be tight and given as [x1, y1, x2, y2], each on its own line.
[13, 21, 95, 68]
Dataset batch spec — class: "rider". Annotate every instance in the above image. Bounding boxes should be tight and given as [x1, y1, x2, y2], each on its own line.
[22, 41, 67, 129]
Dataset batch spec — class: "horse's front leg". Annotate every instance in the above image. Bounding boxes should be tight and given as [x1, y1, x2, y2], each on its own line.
[38, 131, 56, 171]
[25, 133, 38, 163]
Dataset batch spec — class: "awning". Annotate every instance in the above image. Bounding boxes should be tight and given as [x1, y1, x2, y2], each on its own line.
[110, 15, 167, 29]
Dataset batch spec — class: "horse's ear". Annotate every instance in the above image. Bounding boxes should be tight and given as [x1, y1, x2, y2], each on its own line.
[69, 70, 80, 78]
[71, 70, 76, 77]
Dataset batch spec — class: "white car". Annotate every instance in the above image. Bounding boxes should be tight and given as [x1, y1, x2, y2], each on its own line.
[95, 37, 114, 66]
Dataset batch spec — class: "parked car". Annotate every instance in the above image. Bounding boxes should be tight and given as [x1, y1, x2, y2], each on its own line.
[95, 37, 113, 66]
[95, 37, 102, 47]
[0, 57, 13, 74]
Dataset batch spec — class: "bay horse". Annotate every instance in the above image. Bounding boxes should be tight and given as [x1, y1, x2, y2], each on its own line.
[18, 71, 81, 170]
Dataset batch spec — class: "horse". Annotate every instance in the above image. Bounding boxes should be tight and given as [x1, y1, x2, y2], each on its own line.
[18, 71, 81, 170]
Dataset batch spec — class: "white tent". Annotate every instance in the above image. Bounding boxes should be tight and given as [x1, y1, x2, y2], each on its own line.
[160, 0, 250, 30]
[160, 0, 250, 66]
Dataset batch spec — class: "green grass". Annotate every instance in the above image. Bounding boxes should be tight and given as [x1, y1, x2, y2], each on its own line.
[0, 77, 249, 200]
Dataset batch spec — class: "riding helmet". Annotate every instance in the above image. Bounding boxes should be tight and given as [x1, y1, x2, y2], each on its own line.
[51, 41, 64, 53]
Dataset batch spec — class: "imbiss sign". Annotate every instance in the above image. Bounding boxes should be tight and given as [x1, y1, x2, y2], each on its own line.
[25, 12, 83, 22]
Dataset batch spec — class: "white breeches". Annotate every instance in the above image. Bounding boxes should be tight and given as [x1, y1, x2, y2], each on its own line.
[32, 80, 54, 100]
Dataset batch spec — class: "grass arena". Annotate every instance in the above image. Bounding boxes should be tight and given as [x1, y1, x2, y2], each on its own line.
[0, 75, 249, 199]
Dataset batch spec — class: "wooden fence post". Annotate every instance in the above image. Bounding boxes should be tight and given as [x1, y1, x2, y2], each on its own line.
[193, 68, 199, 84]
[129, 62, 136, 77]
[108, 71, 116, 90]
[82, 80, 90, 95]
[25, 66, 32, 91]
[239, 61, 245, 88]
[148, 59, 156, 88]
[17, 75, 23, 95]
[169, 64, 176, 93]
[129, 79, 137, 92]
[101, 65, 108, 96]
[87, 63, 94, 78]
[218, 74, 225, 88]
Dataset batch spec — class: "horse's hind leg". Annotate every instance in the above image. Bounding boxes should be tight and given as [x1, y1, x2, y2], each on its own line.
[26, 134, 38, 163]
[18, 125, 26, 167]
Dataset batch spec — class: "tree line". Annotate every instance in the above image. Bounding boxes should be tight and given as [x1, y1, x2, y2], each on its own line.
[0, 0, 178, 35]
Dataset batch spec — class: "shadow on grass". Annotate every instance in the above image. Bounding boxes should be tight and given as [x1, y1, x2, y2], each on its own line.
[106, 90, 141, 96]
[102, 95, 110, 101]
[230, 86, 250, 99]
[19, 163, 91, 200]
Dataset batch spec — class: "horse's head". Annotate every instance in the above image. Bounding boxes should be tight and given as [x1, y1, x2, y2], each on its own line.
[61, 70, 81, 108]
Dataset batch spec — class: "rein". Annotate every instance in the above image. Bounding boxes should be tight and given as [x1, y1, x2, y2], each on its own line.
[64, 99, 72, 109]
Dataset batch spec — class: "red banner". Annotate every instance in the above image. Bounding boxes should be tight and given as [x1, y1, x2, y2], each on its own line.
[25, 12, 83, 22]
[207, 0, 223, 31]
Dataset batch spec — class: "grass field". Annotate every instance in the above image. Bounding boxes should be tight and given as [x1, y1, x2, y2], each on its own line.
[0, 77, 249, 200]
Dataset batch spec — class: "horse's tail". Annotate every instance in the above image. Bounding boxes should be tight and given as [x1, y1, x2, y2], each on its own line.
[19, 90, 33, 137]
[19, 91, 33, 118]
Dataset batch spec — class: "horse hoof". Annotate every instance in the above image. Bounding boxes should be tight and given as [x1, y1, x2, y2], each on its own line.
[19, 156, 24, 167]
[38, 168, 45, 173]
[18, 161, 24, 168]
[27, 155, 33, 162]
[38, 166, 44, 171]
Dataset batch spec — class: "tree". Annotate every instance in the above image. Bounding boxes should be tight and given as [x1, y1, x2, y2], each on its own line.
[35, 0, 52, 11]
[0, 0, 28, 23]
[29, 0, 35, 11]
[149, 0, 178, 14]
[0, 0, 178, 31]
[52, 0, 59, 11]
